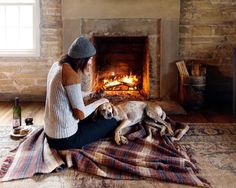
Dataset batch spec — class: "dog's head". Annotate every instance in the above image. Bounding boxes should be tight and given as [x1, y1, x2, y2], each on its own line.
[93, 102, 118, 120]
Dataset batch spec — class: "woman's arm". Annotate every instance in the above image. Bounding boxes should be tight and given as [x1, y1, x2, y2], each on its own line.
[62, 63, 107, 120]
[65, 84, 108, 120]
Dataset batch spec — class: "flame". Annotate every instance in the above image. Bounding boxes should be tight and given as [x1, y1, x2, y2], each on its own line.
[124, 74, 138, 84]
[102, 73, 140, 91]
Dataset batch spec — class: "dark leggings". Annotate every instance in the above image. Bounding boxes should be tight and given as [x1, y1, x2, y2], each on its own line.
[46, 116, 118, 150]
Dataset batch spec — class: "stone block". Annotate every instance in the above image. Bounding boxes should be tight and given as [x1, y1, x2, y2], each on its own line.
[179, 25, 192, 35]
[190, 36, 226, 44]
[227, 35, 236, 43]
[41, 0, 61, 8]
[192, 11, 234, 24]
[81, 19, 160, 36]
[42, 15, 62, 28]
[11, 72, 48, 79]
[192, 1, 214, 9]
[41, 41, 62, 57]
[36, 79, 47, 86]
[14, 79, 36, 86]
[21, 86, 46, 95]
[192, 26, 212, 36]
[41, 28, 62, 41]
[42, 8, 62, 17]
[0, 79, 14, 86]
[215, 26, 236, 35]
[209, 0, 235, 5]
[0, 73, 8, 79]
[0, 85, 17, 93]
[0, 66, 21, 72]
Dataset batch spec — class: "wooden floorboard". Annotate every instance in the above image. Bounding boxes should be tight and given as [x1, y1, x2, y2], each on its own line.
[0, 102, 45, 126]
[0, 101, 235, 127]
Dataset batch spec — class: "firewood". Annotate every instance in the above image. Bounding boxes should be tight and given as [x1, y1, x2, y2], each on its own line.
[191, 64, 201, 76]
[176, 60, 189, 76]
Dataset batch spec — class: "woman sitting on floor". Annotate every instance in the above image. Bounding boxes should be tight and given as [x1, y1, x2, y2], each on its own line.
[44, 36, 118, 150]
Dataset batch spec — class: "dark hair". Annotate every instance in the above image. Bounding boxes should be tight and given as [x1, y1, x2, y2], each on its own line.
[59, 54, 90, 73]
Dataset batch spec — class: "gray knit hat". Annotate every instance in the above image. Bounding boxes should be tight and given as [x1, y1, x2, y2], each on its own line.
[67, 36, 96, 58]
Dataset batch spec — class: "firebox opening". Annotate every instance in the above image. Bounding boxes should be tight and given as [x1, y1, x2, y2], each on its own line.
[92, 36, 149, 98]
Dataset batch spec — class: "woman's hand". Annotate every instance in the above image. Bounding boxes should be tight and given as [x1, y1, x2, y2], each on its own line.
[101, 98, 109, 104]
[99, 98, 109, 104]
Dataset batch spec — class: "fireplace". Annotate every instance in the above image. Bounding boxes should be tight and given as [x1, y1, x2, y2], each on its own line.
[92, 36, 149, 97]
[80, 18, 161, 99]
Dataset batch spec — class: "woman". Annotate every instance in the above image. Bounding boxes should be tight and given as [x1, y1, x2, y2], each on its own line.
[44, 36, 118, 150]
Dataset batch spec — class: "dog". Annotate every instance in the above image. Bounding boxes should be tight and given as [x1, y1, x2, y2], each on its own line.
[94, 101, 188, 145]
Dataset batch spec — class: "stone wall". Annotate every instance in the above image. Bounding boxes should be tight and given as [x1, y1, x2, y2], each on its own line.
[0, 0, 62, 101]
[180, 0, 236, 105]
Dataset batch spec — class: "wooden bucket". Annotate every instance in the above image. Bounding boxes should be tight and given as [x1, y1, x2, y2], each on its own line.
[180, 76, 206, 110]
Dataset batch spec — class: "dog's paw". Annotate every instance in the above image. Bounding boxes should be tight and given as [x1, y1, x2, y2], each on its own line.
[120, 136, 128, 145]
[115, 132, 121, 145]
[170, 137, 177, 142]
[160, 127, 166, 136]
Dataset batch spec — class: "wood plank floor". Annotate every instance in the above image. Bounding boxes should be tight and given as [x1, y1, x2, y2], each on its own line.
[0, 101, 235, 127]
[0, 102, 45, 126]
[169, 108, 236, 123]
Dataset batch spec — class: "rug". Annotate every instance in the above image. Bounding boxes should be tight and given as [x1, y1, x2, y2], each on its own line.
[180, 123, 236, 188]
[0, 123, 235, 188]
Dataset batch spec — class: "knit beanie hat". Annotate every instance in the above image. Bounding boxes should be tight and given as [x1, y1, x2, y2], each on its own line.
[67, 36, 96, 58]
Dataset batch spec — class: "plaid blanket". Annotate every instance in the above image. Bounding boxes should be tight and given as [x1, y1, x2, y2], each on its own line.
[0, 123, 210, 187]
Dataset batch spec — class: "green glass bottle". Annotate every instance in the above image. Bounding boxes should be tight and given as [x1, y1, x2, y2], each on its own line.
[13, 97, 21, 129]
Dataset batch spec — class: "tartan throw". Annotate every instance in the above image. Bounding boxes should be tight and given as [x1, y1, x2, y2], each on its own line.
[0, 122, 210, 187]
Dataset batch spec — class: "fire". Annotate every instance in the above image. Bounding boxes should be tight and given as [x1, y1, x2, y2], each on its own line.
[104, 80, 120, 87]
[121, 75, 138, 85]
[102, 73, 140, 91]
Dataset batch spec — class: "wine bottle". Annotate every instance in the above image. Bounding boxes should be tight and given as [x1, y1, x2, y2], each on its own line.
[13, 97, 21, 129]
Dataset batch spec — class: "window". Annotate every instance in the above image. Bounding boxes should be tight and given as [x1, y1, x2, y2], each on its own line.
[0, 0, 40, 56]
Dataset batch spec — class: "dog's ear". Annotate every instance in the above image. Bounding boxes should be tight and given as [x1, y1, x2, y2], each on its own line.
[111, 104, 118, 117]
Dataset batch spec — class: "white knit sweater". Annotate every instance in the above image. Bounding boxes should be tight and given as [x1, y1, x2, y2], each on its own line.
[44, 62, 106, 139]
[44, 62, 78, 138]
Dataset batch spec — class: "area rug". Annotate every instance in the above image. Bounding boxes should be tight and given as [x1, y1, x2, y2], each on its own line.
[179, 123, 236, 188]
[0, 123, 235, 188]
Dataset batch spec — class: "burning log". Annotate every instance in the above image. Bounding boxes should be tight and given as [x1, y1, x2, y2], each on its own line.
[105, 84, 130, 91]
[102, 73, 140, 91]
[104, 80, 121, 88]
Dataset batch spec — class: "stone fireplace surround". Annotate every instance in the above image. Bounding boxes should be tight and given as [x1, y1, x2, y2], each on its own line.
[80, 18, 161, 99]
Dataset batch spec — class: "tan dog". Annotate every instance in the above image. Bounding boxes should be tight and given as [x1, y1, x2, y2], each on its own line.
[94, 101, 178, 145]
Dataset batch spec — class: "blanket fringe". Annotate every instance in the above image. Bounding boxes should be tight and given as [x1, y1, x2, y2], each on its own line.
[172, 141, 201, 173]
[197, 175, 212, 188]
[187, 148, 203, 174]
[184, 146, 211, 187]
[0, 156, 14, 178]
